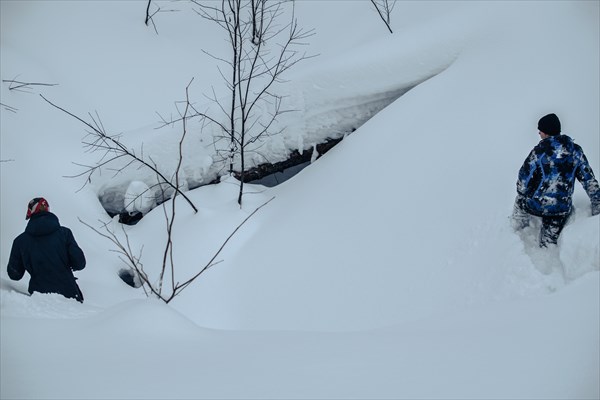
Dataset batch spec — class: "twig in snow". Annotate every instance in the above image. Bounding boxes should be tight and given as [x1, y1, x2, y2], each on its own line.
[2, 79, 58, 92]
[0, 103, 18, 113]
[370, 0, 396, 34]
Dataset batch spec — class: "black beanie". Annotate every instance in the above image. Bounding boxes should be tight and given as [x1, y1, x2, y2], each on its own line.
[538, 113, 561, 136]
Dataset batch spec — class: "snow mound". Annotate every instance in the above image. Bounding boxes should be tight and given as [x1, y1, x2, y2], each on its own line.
[124, 180, 154, 214]
[561, 215, 600, 280]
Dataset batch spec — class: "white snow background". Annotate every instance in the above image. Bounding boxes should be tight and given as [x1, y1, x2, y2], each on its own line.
[1, 1, 599, 399]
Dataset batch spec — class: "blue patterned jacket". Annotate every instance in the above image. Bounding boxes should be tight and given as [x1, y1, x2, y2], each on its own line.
[517, 134, 600, 217]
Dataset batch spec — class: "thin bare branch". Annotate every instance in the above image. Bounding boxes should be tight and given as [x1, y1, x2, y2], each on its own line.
[173, 195, 275, 296]
[370, 0, 395, 34]
[0, 103, 18, 113]
[2, 79, 58, 91]
[40, 94, 198, 213]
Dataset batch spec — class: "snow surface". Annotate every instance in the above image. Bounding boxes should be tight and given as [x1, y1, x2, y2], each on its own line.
[1, 1, 599, 399]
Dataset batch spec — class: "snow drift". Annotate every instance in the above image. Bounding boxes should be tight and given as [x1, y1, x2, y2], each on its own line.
[1, 1, 598, 399]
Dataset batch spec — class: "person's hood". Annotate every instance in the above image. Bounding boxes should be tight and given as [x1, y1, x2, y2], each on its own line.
[25, 211, 60, 237]
[551, 134, 574, 146]
[538, 134, 576, 153]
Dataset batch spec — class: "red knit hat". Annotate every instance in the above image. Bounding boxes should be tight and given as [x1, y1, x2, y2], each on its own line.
[26, 197, 49, 219]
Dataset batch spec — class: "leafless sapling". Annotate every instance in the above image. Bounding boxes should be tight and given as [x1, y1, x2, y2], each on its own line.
[78, 81, 196, 303]
[192, 0, 314, 206]
[59, 80, 274, 303]
[370, 0, 397, 34]
[80, 191, 275, 303]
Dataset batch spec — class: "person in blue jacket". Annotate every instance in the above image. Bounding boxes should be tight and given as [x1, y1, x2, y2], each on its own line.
[7, 197, 86, 302]
[513, 113, 600, 247]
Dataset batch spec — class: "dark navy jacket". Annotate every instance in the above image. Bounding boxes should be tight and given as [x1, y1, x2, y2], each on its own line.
[517, 134, 600, 217]
[7, 211, 86, 302]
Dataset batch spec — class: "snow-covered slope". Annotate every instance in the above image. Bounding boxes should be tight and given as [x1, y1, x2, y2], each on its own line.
[2, 275, 598, 399]
[59, 2, 470, 215]
[1, 1, 598, 399]
[176, 1, 600, 331]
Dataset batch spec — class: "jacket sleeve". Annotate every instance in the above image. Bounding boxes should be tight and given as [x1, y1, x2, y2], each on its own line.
[576, 152, 600, 215]
[7, 237, 25, 281]
[517, 149, 540, 197]
[64, 228, 86, 271]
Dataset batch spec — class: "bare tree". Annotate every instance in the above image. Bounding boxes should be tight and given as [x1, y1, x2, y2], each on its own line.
[370, 0, 397, 34]
[44, 79, 275, 303]
[156, 79, 192, 296]
[80, 196, 274, 303]
[192, 0, 314, 206]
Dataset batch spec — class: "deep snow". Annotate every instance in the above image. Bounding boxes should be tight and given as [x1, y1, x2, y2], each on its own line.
[1, 1, 599, 399]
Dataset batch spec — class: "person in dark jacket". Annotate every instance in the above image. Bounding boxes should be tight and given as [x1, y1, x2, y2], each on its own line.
[512, 113, 600, 247]
[7, 197, 86, 302]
